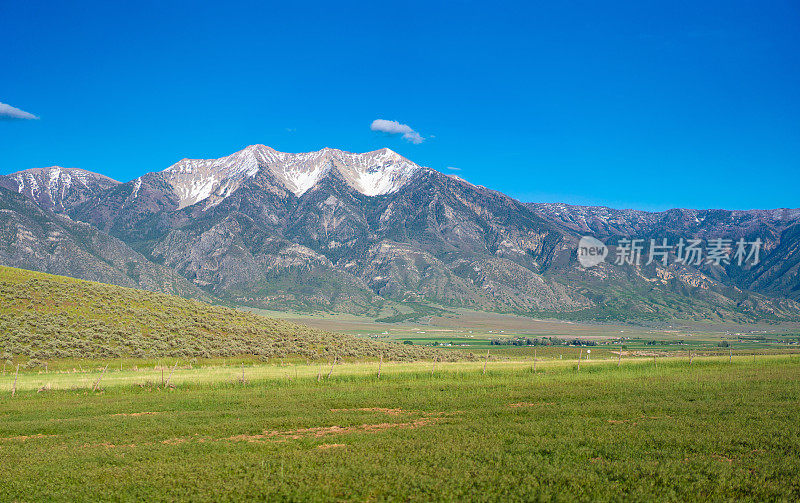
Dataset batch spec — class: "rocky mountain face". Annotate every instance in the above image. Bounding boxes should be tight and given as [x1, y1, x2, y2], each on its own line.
[530, 203, 800, 305]
[0, 187, 210, 299]
[1, 146, 799, 322]
[65, 147, 582, 314]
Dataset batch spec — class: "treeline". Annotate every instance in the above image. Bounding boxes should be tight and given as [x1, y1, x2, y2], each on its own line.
[489, 337, 598, 347]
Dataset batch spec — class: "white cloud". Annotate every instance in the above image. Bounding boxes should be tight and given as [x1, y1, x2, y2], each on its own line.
[370, 119, 424, 144]
[0, 102, 39, 120]
[446, 166, 461, 171]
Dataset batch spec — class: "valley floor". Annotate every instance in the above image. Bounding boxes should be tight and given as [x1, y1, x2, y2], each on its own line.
[1, 356, 799, 501]
[253, 307, 800, 349]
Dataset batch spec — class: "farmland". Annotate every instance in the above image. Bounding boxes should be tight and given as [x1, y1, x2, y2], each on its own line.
[255, 307, 800, 358]
[2, 266, 800, 501]
[1, 355, 799, 501]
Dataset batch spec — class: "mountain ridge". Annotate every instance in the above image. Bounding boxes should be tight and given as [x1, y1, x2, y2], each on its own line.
[2, 145, 799, 322]
[154, 145, 423, 210]
[0, 166, 120, 213]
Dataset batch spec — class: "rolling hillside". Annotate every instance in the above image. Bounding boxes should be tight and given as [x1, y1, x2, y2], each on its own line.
[0, 266, 443, 363]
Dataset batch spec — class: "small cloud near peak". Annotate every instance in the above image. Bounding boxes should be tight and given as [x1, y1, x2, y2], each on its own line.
[0, 102, 39, 120]
[446, 166, 461, 171]
[370, 119, 424, 144]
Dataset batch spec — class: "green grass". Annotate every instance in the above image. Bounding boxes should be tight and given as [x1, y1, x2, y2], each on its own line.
[0, 266, 447, 362]
[1, 356, 798, 501]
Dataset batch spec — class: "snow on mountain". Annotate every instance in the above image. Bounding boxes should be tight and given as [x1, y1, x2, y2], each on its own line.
[256, 146, 334, 196]
[0, 166, 119, 212]
[161, 145, 424, 209]
[334, 148, 421, 196]
[162, 147, 264, 209]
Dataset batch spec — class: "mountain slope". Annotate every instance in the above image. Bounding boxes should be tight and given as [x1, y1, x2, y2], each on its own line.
[0, 186, 209, 299]
[531, 203, 800, 303]
[0, 265, 444, 362]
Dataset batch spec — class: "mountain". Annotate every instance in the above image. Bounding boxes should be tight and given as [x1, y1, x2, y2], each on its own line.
[66, 146, 586, 315]
[0, 186, 209, 299]
[2, 145, 799, 322]
[530, 203, 800, 303]
[160, 145, 421, 208]
[528, 203, 800, 246]
[0, 166, 119, 212]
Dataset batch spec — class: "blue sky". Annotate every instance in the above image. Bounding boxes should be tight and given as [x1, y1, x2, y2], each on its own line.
[1, 0, 798, 211]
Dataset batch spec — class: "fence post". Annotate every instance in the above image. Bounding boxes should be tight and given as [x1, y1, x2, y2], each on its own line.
[92, 364, 109, 391]
[327, 356, 337, 379]
[11, 364, 19, 397]
[165, 361, 179, 388]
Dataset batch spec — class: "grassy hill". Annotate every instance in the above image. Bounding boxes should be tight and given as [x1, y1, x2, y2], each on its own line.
[0, 266, 445, 364]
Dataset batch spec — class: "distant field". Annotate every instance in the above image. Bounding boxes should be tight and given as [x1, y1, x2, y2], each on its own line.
[1, 356, 799, 501]
[251, 307, 800, 356]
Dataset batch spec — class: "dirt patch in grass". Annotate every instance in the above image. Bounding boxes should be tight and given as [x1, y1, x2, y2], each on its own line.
[329, 407, 407, 415]
[229, 417, 445, 444]
[82, 442, 137, 449]
[112, 411, 161, 417]
[509, 402, 555, 408]
[64, 412, 461, 449]
[608, 419, 640, 426]
[0, 434, 57, 442]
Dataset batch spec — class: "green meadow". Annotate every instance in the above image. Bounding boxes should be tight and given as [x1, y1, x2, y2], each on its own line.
[1, 356, 799, 501]
[3, 266, 800, 501]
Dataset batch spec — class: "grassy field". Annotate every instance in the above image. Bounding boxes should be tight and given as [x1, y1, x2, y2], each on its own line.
[1, 356, 798, 501]
[253, 308, 800, 356]
[3, 266, 800, 500]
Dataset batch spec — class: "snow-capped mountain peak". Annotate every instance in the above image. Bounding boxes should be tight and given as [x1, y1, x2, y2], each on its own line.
[333, 147, 420, 196]
[0, 166, 119, 212]
[159, 145, 423, 209]
[162, 146, 270, 209]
